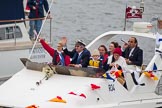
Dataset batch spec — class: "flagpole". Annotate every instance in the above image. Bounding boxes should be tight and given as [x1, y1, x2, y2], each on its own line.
[124, 3, 127, 31]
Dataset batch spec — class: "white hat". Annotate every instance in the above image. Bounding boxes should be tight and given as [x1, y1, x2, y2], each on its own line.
[75, 40, 86, 46]
[92, 49, 100, 56]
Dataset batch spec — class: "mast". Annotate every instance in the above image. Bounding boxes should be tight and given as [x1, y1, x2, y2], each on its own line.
[140, 0, 144, 13]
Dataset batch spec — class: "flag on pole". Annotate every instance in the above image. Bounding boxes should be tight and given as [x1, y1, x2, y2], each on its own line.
[126, 6, 142, 19]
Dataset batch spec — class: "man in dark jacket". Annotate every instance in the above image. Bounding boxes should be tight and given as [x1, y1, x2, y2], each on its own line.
[122, 37, 143, 67]
[61, 37, 91, 68]
[122, 37, 143, 86]
[27, 0, 50, 40]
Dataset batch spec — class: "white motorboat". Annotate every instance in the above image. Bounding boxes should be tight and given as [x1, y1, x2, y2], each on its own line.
[0, 22, 162, 108]
[0, 0, 52, 79]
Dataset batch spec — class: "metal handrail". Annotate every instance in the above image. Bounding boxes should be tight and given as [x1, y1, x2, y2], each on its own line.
[0, 17, 52, 45]
[0, 17, 52, 23]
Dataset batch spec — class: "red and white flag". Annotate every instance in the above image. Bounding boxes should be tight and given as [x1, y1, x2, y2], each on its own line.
[126, 6, 142, 19]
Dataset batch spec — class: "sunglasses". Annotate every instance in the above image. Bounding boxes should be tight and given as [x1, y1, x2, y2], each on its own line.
[128, 41, 134, 43]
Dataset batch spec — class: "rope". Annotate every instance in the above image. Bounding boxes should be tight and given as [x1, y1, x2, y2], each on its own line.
[28, 0, 54, 59]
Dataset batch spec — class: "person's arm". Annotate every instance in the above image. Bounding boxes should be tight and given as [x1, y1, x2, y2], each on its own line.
[61, 37, 75, 57]
[27, 0, 35, 10]
[43, 0, 49, 13]
[40, 39, 55, 57]
[80, 52, 91, 67]
[63, 48, 75, 58]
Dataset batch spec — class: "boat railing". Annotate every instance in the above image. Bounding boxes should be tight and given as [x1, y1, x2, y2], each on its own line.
[0, 17, 52, 45]
[118, 97, 162, 105]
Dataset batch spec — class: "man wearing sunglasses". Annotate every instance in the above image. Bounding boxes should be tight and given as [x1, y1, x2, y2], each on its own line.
[61, 37, 91, 68]
[122, 37, 143, 86]
[122, 37, 143, 67]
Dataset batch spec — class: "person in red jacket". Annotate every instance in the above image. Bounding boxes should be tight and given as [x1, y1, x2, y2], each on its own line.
[39, 38, 70, 66]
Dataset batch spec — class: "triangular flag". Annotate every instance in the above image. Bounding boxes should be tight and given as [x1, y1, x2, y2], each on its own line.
[102, 73, 115, 82]
[25, 105, 38, 108]
[144, 71, 158, 80]
[114, 70, 122, 78]
[90, 84, 101, 90]
[153, 63, 157, 71]
[79, 93, 86, 98]
[68, 91, 77, 95]
[49, 96, 66, 103]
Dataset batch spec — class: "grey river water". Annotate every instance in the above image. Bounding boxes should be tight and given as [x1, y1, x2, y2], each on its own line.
[41, 0, 162, 65]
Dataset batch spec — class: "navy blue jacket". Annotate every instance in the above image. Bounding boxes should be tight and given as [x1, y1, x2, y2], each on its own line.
[63, 48, 91, 67]
[122, 46, 143, 66]
[27, 0, 49, 18]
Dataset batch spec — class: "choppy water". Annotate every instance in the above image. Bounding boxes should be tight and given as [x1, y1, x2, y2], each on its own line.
[43, 0, 162, 64]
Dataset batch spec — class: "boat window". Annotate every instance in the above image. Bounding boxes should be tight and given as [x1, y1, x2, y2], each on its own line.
[0, 26, 22, 40]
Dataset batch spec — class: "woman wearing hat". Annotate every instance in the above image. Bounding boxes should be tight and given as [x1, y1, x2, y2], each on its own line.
[107, 47, 128, 89]
[89, 49, 102, 68]
[107, 48, 127, 71]
[39, 38, 70, 66]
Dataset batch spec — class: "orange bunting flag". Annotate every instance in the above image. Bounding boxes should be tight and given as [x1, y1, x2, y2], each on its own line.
[111, 70, 122, 78]
[79, 93, 86, 98]
[49, 96, 67, 103]
[90, 84, 101, 90]
[25, 105, 38, 108]
[144, 71, 158, 80]
[68, 91, 77, 95]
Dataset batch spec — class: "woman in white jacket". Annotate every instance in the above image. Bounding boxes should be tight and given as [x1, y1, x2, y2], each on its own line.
[107, 48, 127, 71]
[107, 47, 128, 89]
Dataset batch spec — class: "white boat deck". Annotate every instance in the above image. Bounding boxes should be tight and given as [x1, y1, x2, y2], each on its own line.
[0, 68, 162, 108]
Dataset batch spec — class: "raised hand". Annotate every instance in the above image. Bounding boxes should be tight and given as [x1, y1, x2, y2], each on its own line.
[61, 37, 67, 46]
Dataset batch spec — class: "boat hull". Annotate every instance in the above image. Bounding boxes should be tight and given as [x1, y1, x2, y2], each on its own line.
[0, 47, 51, 78]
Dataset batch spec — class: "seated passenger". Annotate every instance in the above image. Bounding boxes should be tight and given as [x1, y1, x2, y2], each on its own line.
[108, 42, 119, 56]
[107, 48, 127, 71]
[89, 49, 102, 68]
[98, 45, 108, 70]
[107, 47, 127, 89]
[122, 37, 143, 85]
[89, 49, 105, 77]
[39, 38, 70, 66]
[61, 37, 91, 68]
[122, 37, 143, 67]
